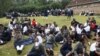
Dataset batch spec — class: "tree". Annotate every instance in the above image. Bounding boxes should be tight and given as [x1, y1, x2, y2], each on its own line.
[61, 0, 71, 8]
[6, 0, 71, 14]
[50, 2, 62, 9]
[0, 0, 12, 17]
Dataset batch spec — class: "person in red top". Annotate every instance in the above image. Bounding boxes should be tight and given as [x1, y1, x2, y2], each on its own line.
[31, 19, 37, 28]
[91, 22, 96, 30]
[90, 17, 96, 31]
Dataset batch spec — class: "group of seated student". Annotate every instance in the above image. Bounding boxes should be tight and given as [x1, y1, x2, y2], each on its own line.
[60, 17, 100, 56]
[0, 16, 100, 56]
[80, 11, 94, 16]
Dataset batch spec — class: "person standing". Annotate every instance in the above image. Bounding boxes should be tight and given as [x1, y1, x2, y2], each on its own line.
[44, 10, 49, 19]
[65, 7, 73, 20]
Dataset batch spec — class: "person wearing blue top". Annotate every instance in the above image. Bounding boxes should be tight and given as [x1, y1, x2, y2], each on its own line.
[60, 37, 72, 56]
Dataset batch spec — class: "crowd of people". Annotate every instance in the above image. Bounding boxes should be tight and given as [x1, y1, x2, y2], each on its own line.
[6, 8, 73, 19]
[0, 16, 100, 56]
[80, 11, 94, 16]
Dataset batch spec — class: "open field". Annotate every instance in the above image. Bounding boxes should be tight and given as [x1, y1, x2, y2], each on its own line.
[0, 15, 100, 56]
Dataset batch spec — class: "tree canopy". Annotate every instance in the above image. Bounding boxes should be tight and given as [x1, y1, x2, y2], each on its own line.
[0, 0, 71, 17]
[0, 0, 12, 17]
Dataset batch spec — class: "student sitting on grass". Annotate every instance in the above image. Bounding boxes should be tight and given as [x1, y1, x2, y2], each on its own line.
[31, 18, 37, 28]
[55, 30, 63, 43]
[60, 37, 73, 56]
[90, 32, 100, 56]
[69, 23, 76, 42]
[97, 25, 100, 34]
[54, 24, 60, 34]
[23, 24, 32, 35]
[74, 37, 88, 56]
[13, 29, 24, 54]
[76, 23, 83, 41]
[0, 24, 5, 44]
[2, 27, 11, 41]
[45, 31, 56, 56]
[8, 21, 14, 31]
[22, 30, 35, 45]
[61, 25, 70, 42]
[0, 24, 11, 45]
[27, 36, 46, 56]
[83, 23, 91, 39]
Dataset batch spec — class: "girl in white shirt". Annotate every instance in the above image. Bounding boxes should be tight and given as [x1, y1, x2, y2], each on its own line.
[76, 24, 83, 41]
[23, 25, 28, 35]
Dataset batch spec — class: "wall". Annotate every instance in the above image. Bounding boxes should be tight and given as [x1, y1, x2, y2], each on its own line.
[71, 2, 100, 14]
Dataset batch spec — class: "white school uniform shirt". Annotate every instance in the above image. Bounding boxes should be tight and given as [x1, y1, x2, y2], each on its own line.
[23, 26, 28, 33]
[13, 19, 16, 24]
[84, 22, 89, 27]
[50, 24, 55, 29]
[37, 35, 43, 44]
[35, 42, 40, 47]
[97, 29, 100, 33]
[90, 42, 96, 51]
[45, 28, 50, 34]
[8, 23, 14, 30]
[55, 27, 60, 32]
[84, 25, 90, 32]
[71, 26, 75, 31]
[76, 25, 82, 34]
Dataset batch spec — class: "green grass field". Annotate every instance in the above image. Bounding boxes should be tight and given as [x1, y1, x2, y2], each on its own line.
[0, 15, 100, 56]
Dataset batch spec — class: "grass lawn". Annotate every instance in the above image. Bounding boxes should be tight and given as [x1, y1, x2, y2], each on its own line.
[0, 15, 100, 56]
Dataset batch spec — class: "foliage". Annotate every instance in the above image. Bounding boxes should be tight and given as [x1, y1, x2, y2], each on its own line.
[0, 0, 71, 16]
[61, 0, 71, 8]
[0, 0, 12, 17]
[50, 2, 63, 9]
[11, 0, 71, 13]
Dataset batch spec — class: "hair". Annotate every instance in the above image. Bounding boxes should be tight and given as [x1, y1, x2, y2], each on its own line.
[97, 32, 100, 37]
[45, 24, 48, 27]
[55, 24, 58, 27]
[62, 25, 67, 30]
[49, 30, 54, 35]
[72, 18, 76, 21]
[4, 27, 8, 30]
[0, 24, 3, 27]
[33, 18, 35, 21]
[0, 24, 4, 30]
[79, 37, 85, 43]
[66, 35, 72, 42]
[28, 29, 33, 34]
